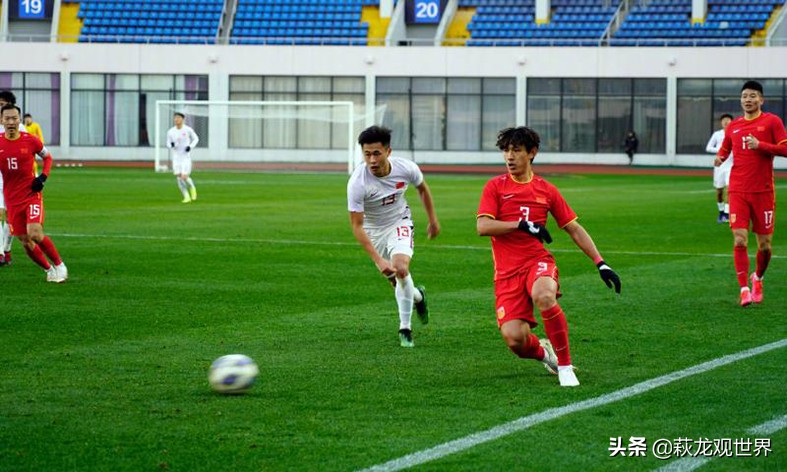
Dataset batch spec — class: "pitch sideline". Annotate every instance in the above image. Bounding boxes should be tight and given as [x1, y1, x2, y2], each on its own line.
[358, 339, 787, 472]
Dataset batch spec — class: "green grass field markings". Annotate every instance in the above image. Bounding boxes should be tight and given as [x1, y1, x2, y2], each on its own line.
[359, 339, 787, 472]
[653, 413, 787, 472]
[47, 232, 787, 260]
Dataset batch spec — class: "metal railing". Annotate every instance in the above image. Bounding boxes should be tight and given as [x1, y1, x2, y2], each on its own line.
[2, 33, 786, 47]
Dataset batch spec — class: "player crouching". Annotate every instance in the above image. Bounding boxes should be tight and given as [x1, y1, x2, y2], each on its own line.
[0, 104, 67, 282]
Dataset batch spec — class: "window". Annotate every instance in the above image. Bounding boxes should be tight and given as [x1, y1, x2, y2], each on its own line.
[677, 78, 787, 153]
[0, 72, 60, 145]
[376, 77, 515, 151]
[528, 78, 666, 153]
[70, 74, 208, 147]
[228, 76, 365, 150]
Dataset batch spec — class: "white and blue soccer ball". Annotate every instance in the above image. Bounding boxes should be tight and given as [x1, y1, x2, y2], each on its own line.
[208, 354, 259, 394]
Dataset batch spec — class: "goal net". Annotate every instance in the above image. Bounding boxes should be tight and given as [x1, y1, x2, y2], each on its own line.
[154, 100, 379, 174]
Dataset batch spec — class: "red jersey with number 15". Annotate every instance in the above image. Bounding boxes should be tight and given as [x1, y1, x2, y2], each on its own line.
[0, 132, 50, 206]
[718, 112, 787, 193]
[477, 174, 577, 280]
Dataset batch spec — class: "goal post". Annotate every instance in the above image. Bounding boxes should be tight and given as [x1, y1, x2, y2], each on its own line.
[154, 100, 366, 174]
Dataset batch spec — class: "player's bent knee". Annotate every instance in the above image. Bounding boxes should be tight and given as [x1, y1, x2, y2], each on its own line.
[532, 292, 557, 311]
[500, 321, 527, 348]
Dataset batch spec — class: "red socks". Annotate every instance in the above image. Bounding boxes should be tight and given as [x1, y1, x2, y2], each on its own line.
[733, 245, 749, 288]
[522, 332, 545, 360]
[38, 237, 62, 266]
[756, 249, 771, 279]
[24, 244, 51, 270]
[541, 304, 571, 366]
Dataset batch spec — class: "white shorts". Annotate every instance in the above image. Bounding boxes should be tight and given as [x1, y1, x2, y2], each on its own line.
[713, 166, 730, 189]
[172, 155, 193, 176]
[367, 220, 415, 261]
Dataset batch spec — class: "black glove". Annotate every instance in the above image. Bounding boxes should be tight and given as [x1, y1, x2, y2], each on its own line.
[596, 260, 621, 294]
[518, 220, 552, 244]
[169, 142, 175, 148]
[185, 146, 191, 152]
[31, 174, 47, 193]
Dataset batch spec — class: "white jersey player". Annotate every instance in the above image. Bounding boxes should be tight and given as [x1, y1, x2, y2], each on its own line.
[0, 90, 25, 266]
[706, 113, 734, 223]
[166, 112, 199, 203]
[348, 126, 440, 348]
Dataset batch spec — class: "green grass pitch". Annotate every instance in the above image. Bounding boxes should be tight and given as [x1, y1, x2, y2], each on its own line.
[1, 168, 785, 471]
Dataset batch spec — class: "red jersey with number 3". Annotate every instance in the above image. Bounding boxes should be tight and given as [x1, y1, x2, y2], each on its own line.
[0, 132, 46, 207]
[718, 112, 787, 193]
[477, 174, 577, 280]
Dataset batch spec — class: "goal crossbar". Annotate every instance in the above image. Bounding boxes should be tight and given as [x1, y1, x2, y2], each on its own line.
[154, 100, 357, 174]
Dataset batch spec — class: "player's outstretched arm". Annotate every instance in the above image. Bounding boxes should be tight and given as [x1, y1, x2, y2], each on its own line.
[476, 215, 518, 236]
[416, 181, 440, 239]
[349, 212, 394, 279]
[563, 220, 621, 293]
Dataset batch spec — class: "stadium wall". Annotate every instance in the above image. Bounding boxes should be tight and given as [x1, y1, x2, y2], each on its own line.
[2, 43, 787, 169]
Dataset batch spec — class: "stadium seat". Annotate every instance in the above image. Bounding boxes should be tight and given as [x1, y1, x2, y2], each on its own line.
[77, 0, 223, 43]
[610, 0, 781, 46]
[464, 0, 617, 46]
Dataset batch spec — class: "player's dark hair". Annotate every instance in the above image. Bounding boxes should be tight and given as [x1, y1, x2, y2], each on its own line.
[358, 125, 392, 148]
[23, 113, 32, 119]
[496, 126, 540, 153]
[0, 90, 17, 104]
[741, 80, 763, 95]
[173, 112, 185, 119]
[0, 104, 21, 115]
[719, 113, 733, 121]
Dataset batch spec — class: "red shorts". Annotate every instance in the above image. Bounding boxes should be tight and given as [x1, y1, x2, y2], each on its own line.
[7, 197, 45, 237]
[494, 259, 561, 328]
[729, 191, 775, 234]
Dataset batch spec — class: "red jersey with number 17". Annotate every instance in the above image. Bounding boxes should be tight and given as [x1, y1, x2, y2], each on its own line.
[477, 174, 577, 280]
[0, 132, 50, 207]
[718, 112, 787, 193]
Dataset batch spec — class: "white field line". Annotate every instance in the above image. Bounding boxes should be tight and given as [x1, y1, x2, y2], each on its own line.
[48, 233, 787, 260]
[358, 339, 787, 472]
[654, 414, 787, 472]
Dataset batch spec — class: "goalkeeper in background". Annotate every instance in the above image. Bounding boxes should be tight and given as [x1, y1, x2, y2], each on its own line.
[166, 112, 199, 203]
[477, 126, 621, 387]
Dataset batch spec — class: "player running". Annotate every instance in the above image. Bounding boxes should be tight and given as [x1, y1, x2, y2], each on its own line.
[166, 112, 199, 203]
[0, 104, 67, 282]
[477, 126, 621, 387]
[706, 113, 734, 223]
[347, 126, 440, 348]
[715, 80, 787, 306]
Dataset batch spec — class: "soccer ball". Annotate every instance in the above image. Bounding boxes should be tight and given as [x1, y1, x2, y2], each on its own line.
[208, 354, 259, 394]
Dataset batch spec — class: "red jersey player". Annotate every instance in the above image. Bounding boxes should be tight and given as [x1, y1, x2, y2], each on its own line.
[715, 81, 787, 306]
[477, 127, 621, 387]
[0, 104, 67, 282]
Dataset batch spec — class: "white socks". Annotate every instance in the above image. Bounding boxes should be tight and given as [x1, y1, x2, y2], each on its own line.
[177, 179, 190, 199]
[717, 202, 725, 212]
[186, 177, 196, 191]
[724, 203, 729, 214]
[395, 274, 416, 330]
[1, 220, 10, 253]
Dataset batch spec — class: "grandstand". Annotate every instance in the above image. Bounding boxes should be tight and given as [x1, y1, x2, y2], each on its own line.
[11, 0, 782, 46]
